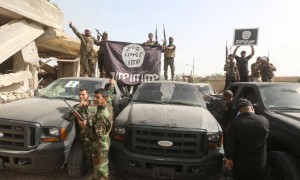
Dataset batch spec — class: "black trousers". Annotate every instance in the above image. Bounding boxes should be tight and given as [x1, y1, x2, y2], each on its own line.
[240, 74, 249, 82]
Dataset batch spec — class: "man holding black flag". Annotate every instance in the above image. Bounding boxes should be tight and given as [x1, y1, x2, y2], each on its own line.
[143, 33, 158, 46]
[233, 45, 255, 82]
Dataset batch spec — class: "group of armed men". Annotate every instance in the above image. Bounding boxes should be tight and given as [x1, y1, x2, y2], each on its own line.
[224, 45, 277, 90]
[69, 22, 176, 81]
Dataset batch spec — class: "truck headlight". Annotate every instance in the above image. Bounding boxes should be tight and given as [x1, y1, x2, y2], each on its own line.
[207, 132, 223, 149]
[49, 128, 59, 136]
[115, 127, 126, 134]
[113, 127, 126, 142]
[41, 127, 67, 142]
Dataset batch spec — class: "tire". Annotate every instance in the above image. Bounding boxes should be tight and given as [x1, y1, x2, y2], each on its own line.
[267, 151, 300, 180]
[67, 139, 87, 177]
[205, 175, 218, 180]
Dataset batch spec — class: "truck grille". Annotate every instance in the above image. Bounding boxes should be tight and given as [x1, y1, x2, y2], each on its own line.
[0, 119, 40, 150]
[126, 125, 207, 158]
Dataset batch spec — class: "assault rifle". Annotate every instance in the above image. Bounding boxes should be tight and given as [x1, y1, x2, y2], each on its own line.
[63, 99, 85, 121]
[95, 29, 102, 36]
[155, 24, 158, 44]
[163, 24, 167, 46]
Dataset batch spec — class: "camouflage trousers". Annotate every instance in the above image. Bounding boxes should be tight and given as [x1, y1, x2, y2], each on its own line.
[92, 150, 109, 180]
[164, 58, 175, 80]
[79, 135, 92, 168]
[80, 55, 96, 77]
[83, 138, 110, 180]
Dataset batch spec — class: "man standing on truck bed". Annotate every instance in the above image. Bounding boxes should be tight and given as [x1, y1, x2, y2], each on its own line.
[162, 37, 176, 81]
[97, 30, 108, 78]
[258, 56, 277, 82]
[69, 21, 100, 77]
[75, 88, 112, 180]
[233, 45, 255, 82]
[250, 57, 262, 82]
[224, 54, 240, 90]
[225, 98, 269, 180]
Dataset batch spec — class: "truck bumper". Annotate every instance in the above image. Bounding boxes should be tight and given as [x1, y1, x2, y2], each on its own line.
[0, 139, 73, 172]
[110, 140, 224, 179]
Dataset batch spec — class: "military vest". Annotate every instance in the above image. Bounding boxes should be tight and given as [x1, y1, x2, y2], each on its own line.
[164, 45, 176, 58]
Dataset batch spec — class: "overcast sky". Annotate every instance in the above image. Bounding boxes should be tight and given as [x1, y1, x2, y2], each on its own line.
[51, 0, 300, 77]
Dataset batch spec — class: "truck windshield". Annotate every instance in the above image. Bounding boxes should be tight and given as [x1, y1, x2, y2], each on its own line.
[133, 82, 206, 107]
[38, 79, 103, 101]
[261, 84, 300, 110]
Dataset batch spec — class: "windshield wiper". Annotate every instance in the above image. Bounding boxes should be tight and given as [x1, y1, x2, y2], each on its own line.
[133, 100, 164, 104]
[54, 96, 77, 101]
[168, 101, 201, 107]
[269, 106, 300, 111]
[37, 94, 53, 99]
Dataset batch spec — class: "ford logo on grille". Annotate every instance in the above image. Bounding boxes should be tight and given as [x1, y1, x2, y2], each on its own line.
[158, 140, 173, 147]
[0, 132, 4, 138]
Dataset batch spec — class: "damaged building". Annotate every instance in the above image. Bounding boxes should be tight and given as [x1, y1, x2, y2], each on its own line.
[0, 0, 98, 104]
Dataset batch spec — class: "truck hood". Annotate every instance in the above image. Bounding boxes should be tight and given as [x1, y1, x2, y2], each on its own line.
[274, 111, 300, 124]
[116, 103, 221, 132]
[0, 98, 77, 126]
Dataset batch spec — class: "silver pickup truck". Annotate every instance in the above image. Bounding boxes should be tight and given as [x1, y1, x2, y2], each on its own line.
[0, 77, 129, 177]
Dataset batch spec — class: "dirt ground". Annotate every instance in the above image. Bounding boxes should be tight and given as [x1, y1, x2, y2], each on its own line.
[0, 163, 233, 180]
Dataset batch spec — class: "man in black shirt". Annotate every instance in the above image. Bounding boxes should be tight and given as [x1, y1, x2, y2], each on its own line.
[225, 98, 270, 180]
[233, 46, 255, 82]
[221, 90, 237, 155]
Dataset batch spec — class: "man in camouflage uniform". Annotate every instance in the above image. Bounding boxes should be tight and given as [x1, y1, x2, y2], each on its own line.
[250, 57, 262, 82]
[162, 37, 176, 81]
[258, 56, 277, 82]
[104, 77, 116, 119]
[143, 33, 158, 46]
[69, 21, 100, 77]
[65, 89, 92, 166]
[224, 54, 239, 90]
[75, 88, 112, 180]
[97, 31, 108, 78]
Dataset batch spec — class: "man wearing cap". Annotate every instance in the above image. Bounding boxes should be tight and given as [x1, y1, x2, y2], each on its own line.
[225, 98, 270, 180]
[250, 57, 262, 82]
[233, 46, 255, 82]
[69, 21, 100, 77]
[258, 56, 277, 82]
[224, 54, 240, 90]
[162, 37, 176, 81]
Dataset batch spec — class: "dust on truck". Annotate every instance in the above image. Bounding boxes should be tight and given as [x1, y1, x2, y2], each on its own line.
[0, 77, 129, 177]
[110, 81, 224, 180]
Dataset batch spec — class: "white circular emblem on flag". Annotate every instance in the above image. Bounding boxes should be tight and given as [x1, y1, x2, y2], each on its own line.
[242, 31, 251, 40]
[122, 44, 145, 68]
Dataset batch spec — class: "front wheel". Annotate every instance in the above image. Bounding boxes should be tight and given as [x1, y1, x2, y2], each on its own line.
[67, 139, 88, 177]
[266, 151, 300, 180]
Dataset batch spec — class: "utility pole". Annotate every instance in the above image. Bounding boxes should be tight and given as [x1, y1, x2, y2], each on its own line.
[192, 58, 195, 83]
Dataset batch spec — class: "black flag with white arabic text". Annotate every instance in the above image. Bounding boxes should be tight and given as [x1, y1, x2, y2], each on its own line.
[104, 41, 162, 86]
